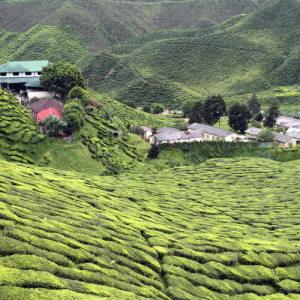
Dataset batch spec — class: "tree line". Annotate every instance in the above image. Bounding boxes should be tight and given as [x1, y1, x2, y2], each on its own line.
[181, 93, 279, 133]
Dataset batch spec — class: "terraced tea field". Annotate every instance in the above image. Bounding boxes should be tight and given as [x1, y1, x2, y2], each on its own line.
[78, 0, 300, 108]
[0, 0, 276, 50]
[1, 157, 300, 299]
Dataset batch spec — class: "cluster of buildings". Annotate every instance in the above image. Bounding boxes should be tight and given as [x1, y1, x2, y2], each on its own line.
[0, 60, 64, 122]
[145, 119, 300, 147]
[148, 123, 236, 144]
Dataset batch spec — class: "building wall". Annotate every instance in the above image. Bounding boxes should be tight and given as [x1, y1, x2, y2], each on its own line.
[144, 131, 152, 138]
[0, 72, 41, 78]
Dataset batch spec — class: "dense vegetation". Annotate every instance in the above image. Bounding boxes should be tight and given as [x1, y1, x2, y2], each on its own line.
[77, 0, 300, 108]
[0, 25, 90, 65]
[0, 0, 276, 50]
[1, 157, 300, 299]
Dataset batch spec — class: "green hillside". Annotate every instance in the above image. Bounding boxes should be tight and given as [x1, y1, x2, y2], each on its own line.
[1, 157, 300, 299]
[0, 0, 276, 51]
[0, 25, 90, 65]
[77, 0, 300, 108]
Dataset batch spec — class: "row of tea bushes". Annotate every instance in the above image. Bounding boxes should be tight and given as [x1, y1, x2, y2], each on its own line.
[1, 157, 300, 298]
[0, 90, 45, 164]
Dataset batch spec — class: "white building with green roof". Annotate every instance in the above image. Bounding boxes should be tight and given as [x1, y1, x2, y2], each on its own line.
[0, 60, 49, 90]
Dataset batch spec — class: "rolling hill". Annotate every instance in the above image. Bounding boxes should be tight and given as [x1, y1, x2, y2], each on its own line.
[1, 157, 300, 299]
[0, 0, 277, 51]
[77, 0, 300, 108]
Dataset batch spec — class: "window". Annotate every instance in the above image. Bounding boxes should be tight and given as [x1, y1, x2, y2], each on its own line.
[13, 72, 19, 76]
[37, 72, 42, 75]
[0, 73, 6, 76]
[207, 135, 209, 138]
[25, 72, 32, 76]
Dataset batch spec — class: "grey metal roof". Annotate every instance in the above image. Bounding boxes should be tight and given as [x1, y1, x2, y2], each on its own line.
[274, 133, 294, 143]
[0, 61, 49, 73]
[276, 116, 300, 128]
[155, 129, 204, 142]
[156, 126, 180, 134]
[245, 127, 262, 136]
[286, 128, 300, 140]
[187, 123, 233, 137]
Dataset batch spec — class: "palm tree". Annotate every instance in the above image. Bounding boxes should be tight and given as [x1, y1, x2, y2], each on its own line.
[39, 114, 68, 136]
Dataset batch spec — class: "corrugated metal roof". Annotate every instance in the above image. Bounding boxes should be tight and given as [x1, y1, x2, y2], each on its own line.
[0, 61, 49, 72]
[30, 99, 64, 113]
[187, 123, 233, 137]
[155, 129, 204, 142]
[274, 133, 294, 143]
[245, 127, 262, 136]
[156, 127, 180, 134]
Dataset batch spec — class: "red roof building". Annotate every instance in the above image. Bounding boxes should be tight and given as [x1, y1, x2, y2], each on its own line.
[37, 108, 64, 121]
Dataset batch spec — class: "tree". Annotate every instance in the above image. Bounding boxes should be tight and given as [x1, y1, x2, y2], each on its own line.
[69, 86, 90, 107]
[181, 99, 196, 118]
[247, 93, 261, 119]
[228, 102, 249, 133]
[255, 112, 263, 122]
[203, 95, 226, 126]
[63, 99, 85, 132]
[125, 101, 137, 109]
[148, 144, 159, 159]
[64, 113, 85, 132]
[40, 62, 84, 97]
[251, 120, 262, 129]
[256, 129, 275, 142]
[38, 114, 68, 136]
[189, 101, 204, 124]
[143, 105, 151, 113]
[263, 98, 280, 128]
[153, 104, 164, 114]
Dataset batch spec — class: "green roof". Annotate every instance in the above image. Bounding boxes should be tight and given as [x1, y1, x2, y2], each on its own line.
[0, 61, 49, 73]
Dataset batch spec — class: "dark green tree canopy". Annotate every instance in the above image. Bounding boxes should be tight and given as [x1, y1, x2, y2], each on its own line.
[125, 101, 137, 109]
[228, 102, 249, 133]
[256, 129, 275, 142]
[255, 111, 264, 122]
[203, 95, 226, 126]
[189, 101, 204, 124]
[64, 113, 84, 133]
[40, 62, 84, 97]
[143, 105, 151, 113]
[153, 104, 164, 114]
[69, 86, 90, 107]
[263, 98, 280, 128]
[181, 99, 197, 118]
[248, 93, 261, 119]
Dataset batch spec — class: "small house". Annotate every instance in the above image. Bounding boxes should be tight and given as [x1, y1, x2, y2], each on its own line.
[274, 133, 296, 147]
[187, 123, 235, 141]
[141, 126, 153, 138]
[29, 99, 64, 120]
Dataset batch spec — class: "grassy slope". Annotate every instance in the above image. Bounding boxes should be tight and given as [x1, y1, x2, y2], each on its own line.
[1, 157, 300, 299]
[0, 25, 90, 64]
[0, 0, 276, 50]
[78, 0, 300, 108]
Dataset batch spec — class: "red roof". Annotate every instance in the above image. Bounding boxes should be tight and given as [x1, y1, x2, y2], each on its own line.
[29, 99, 64, 113]
[37, 108, 64, 120]
[184, 131, 191, 135]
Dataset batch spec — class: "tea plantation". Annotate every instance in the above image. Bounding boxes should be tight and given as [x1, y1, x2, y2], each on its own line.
[0, 0, 276, 50]
[0, 157, 300, 299]
[77, 0, 300, 108]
